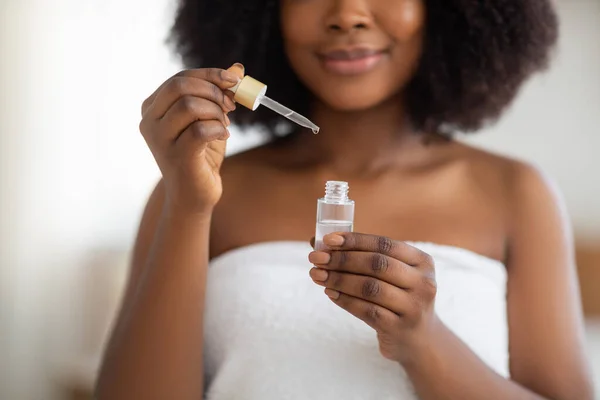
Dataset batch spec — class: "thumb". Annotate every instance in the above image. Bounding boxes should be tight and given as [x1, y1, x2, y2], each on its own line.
[225, 63, 245, 104]
[223, 63, 245, 109]
[227, 63, 245, 80]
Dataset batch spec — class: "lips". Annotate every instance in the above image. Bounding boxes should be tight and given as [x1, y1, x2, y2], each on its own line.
[322, 48, 382, 60]
[319, 47, 387, 76]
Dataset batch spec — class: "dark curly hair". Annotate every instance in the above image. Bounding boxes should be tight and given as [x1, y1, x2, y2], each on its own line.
[169, 0, 558, 135]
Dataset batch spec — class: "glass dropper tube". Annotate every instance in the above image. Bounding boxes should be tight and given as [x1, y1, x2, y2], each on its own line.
[258, 96, 319, 134]
[228, 75, 320, 134]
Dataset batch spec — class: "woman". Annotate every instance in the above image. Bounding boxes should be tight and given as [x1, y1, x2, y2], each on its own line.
[96, 0, 594, 399]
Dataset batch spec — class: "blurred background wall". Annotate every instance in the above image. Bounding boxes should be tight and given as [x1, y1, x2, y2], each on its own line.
[0, 0, 599, 399]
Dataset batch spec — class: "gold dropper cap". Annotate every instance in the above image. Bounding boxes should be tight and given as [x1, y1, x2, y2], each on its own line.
[228, 76, 267, 111]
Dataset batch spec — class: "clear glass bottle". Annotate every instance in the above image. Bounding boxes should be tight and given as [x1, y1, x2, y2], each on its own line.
[315, 181, 355, 251]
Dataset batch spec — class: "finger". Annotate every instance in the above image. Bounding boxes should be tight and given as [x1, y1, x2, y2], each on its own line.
[147, 77, 237, 120]
[310, 269, 411, 315]
[158, 96, 227, 142]
[176, 120, 229, 149]
[142, 67, 240, 117]
[324, 289, 400, 333]
[308, 250, 419, 288]
[309, 237, 315, 249]
[323, 233, 433, 267]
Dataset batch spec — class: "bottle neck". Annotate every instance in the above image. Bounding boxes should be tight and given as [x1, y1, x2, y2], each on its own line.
[324, 181, 350, 203]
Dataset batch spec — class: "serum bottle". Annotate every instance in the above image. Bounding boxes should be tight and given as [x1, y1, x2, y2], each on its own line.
[315, 181, 355, 251]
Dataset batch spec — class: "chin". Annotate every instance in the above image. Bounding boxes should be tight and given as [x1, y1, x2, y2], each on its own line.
[315, 89, 394, 112]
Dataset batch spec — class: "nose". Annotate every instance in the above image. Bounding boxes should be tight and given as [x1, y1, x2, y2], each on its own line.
[325, 0, 373, 33]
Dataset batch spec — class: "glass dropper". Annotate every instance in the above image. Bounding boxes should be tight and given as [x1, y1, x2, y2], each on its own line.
[228, 75, 320, 134]
[258, 95, 319, 134]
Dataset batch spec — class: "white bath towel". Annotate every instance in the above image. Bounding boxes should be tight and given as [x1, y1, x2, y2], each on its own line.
[204, 241, 508, 400]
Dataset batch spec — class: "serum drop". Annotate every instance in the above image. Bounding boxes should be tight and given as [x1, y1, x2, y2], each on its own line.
[315, 181, 355, 251]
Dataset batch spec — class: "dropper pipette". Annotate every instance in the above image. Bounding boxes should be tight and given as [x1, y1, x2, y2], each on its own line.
[258, 96, 319, 134]
[228, 75, 320, 134]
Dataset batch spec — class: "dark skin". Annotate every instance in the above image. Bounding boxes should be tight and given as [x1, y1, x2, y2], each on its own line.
[95, 1, 593, 399]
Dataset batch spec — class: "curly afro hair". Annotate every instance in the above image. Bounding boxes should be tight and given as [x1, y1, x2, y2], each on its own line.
[169, 0, 558, 136]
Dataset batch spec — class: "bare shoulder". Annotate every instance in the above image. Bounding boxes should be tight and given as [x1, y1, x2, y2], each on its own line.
[453, 141, 523, 175]
[455, 141, 570, 253]
[453, 141, 568, 245]
[218, 142, 281, 196]
[453, 140, 558, 201]
[468, 143, 563, 214]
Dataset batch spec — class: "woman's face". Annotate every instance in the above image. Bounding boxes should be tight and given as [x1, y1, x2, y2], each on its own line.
[280, 0, 425, 111]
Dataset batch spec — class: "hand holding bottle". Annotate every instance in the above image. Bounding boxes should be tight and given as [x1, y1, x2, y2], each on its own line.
[308, 232, 438, 364]
[138, 64, 244, 214]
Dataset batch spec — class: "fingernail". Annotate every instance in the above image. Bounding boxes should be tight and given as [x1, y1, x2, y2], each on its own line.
[324, 234, 344, 247]
[233, 62, 245, 74]
[310, 268, 329, 282]
[325, 288, 340, 300]
[222, 71, 240, 83]
[308, 251, 330, 265]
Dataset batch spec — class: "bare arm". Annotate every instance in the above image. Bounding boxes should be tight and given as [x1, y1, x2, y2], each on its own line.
[402, 164, 594, 399]
[506, 164, 592, 398]
[95, 180, 212, 399]
[123, 180, 165, 312]
[95, 65, 243, 400]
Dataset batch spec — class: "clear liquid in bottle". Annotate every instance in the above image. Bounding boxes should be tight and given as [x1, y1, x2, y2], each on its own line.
[314, 181, 355, 251]
[315, 220, 353, 251]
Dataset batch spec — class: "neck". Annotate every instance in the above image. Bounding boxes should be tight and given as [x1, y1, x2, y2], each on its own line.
[288, 96, 425, 176]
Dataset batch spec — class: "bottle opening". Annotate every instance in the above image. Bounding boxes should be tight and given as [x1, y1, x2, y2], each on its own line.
[324, 181, 349, 203]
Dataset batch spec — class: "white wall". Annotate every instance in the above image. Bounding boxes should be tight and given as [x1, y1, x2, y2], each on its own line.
[0, 0, 598, 399]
